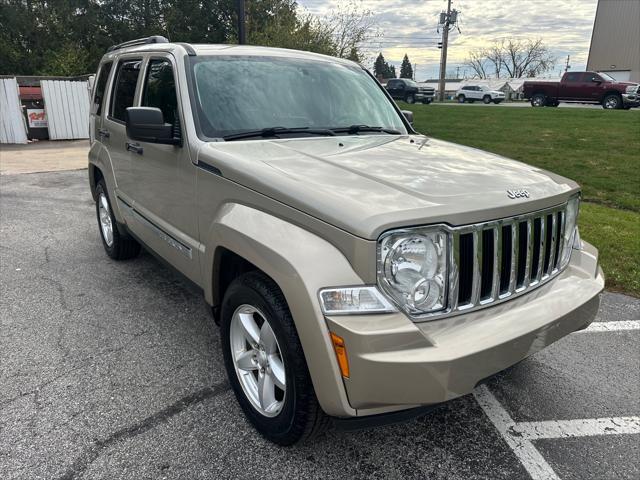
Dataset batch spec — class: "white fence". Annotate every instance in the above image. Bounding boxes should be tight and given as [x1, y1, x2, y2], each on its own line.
[0, 78, 28, 144]
[41, 80, 90, 140]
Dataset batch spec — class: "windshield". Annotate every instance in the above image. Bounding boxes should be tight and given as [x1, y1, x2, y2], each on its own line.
[597, 72, 616, 81]
[189, 55, 407, 139]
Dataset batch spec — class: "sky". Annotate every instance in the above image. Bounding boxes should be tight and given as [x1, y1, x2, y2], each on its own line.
[297, 0, 599, 80]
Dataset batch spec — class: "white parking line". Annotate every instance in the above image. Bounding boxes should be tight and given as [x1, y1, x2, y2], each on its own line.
[580, 320, 640, 333]
[511, 417, 640, 440]
[474, 385, 640, 480]
[474, 385, 561, 480]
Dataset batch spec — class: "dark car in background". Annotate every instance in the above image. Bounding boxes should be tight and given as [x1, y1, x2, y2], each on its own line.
[523, 71, 639, 109]
[385, 78, 435, 104]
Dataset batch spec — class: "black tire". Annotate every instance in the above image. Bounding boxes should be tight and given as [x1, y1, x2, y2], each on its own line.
[405, 93, 415, 104]
[493, 100, 502, 104]
[422, 98, 432, 104]
[531, 93, 546, 107]
[483, 95, 491, 104]
[220, 271, 329, 445]
[95, 180, 140, 260]
[602, 93, 622, 109]
[457, 94, 465, 103]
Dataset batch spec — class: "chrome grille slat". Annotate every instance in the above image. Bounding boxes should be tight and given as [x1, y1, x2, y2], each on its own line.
[490, 226, 501, 301]
[547, 213, 558, 275]
[535, 215, 546, 282]
[470, 230, 482, 306]
[508, 222, 518, 294]
[557, 210, 566, 270]
[410, 202, 570, 322]
[448, 232, 460, 311]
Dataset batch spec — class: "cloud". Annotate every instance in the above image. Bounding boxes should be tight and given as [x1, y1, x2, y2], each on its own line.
[298, 0, 598, 79]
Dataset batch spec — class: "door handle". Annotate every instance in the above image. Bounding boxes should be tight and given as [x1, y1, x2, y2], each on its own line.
[98, 128, 110, 138]
[126, 142, 143, 155]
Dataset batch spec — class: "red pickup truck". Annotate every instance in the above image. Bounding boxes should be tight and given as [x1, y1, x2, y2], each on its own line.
[523, 71, 639, 109]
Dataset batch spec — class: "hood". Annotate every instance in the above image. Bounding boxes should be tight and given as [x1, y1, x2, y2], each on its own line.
[199, 135, 578, 239]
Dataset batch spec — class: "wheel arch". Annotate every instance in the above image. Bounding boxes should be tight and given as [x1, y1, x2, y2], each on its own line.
[203, 203, 362, 417]
[88, 163, 103, 201]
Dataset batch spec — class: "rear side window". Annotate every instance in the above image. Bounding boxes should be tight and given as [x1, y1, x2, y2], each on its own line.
[142, 59, 177, 125]
[92, 62, 112, 116]
[110, 60, 141, 122]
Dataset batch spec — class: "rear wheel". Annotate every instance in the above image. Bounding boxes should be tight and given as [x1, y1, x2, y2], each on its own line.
[95, 180, 140, 260]
[457, 94, 466, 103]
[531, 93, 546, 107]
[405, 93, 415, 104]
[602, 94, 622, 109]
[483, 95, 491, 104]
[221, 271, 328, 445]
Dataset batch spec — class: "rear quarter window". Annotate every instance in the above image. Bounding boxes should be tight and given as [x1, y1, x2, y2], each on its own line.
[92, 62, 112, 116]
[110, 59, 142, 122]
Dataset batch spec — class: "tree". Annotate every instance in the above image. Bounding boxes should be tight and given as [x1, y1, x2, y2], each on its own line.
[0, 0, 373, 75]
[373, 53, 396, 79]
[321, 0, 379, 63]
[400, 54, 413, 79]
[464, 38, 555, 78]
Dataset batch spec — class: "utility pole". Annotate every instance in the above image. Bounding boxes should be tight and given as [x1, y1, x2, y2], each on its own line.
[438, 0, 453, 102]
[237, 0, 246, 45]
[564, 55, 571, 73]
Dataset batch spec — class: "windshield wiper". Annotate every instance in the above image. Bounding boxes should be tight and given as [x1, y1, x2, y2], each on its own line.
[330, 125, 402, 135]
[223, 126, 336, 141]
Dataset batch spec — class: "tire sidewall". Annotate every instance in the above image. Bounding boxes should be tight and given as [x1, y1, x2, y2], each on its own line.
[483, 95, 491, 104]
[95, 181, 117, 257]
[457, 95, 465, 103]
[406, 93, 415, 104]
[220, 278, 299, 443]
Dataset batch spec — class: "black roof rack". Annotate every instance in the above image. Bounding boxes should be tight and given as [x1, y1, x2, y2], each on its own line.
[107, 35, 169, 52]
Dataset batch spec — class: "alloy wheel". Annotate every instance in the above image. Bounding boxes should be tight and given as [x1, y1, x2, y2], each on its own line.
[230, 304, 286, 417]
[98, 193, 114, 247]
[604, 96, 619, 109]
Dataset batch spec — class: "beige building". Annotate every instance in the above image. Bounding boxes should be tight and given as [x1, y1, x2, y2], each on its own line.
[587, 0, 640, 82]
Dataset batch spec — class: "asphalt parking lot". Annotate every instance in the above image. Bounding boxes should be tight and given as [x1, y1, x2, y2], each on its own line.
[1, 169, 638, 480]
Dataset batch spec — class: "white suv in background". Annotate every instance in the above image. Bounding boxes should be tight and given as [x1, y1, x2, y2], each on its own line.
[456, 85, 505, 104]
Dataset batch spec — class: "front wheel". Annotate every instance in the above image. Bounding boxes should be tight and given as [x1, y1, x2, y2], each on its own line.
[95, 180, 140, 260]
[531, 93, 546, 107]
[221, 271, 328, 445]
[603, 94, 622, 109]
[483, 95, 491, 104]
[405, 93, 415, 104]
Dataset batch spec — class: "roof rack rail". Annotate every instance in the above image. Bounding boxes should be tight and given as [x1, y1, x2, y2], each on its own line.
[107, 36, 169, 52]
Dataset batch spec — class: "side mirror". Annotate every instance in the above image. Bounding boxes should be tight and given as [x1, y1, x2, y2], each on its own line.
[126, 107, 180, 145]
[591, 78, 602, 84]
[401, 110, 414, 125]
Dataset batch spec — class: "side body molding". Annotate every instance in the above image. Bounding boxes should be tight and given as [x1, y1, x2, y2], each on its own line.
[202, 203, 363, 417]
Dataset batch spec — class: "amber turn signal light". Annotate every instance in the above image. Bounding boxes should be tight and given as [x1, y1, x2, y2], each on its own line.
[330, 332, 350, 378]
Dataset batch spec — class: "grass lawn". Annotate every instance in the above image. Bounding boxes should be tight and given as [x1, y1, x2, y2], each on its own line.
[403, 104, 640, 297]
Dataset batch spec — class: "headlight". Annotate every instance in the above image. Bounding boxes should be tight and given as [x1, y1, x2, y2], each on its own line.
[625, 85, 638, 94]
[560, 194, 581, 269]
[377, 229, 448, 315]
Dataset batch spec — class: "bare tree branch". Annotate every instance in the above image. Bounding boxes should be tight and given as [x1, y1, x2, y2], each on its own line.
[464, 38, 556, 79]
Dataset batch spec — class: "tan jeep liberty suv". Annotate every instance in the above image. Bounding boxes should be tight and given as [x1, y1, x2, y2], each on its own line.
[88, 36, 604, 445]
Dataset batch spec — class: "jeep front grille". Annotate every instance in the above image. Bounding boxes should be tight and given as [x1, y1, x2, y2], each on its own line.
[417, 203, 569, 321]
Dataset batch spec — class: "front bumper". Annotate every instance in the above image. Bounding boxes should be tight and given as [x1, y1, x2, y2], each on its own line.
[325, 242, 603, 416]
[622, 93, 639, 107]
